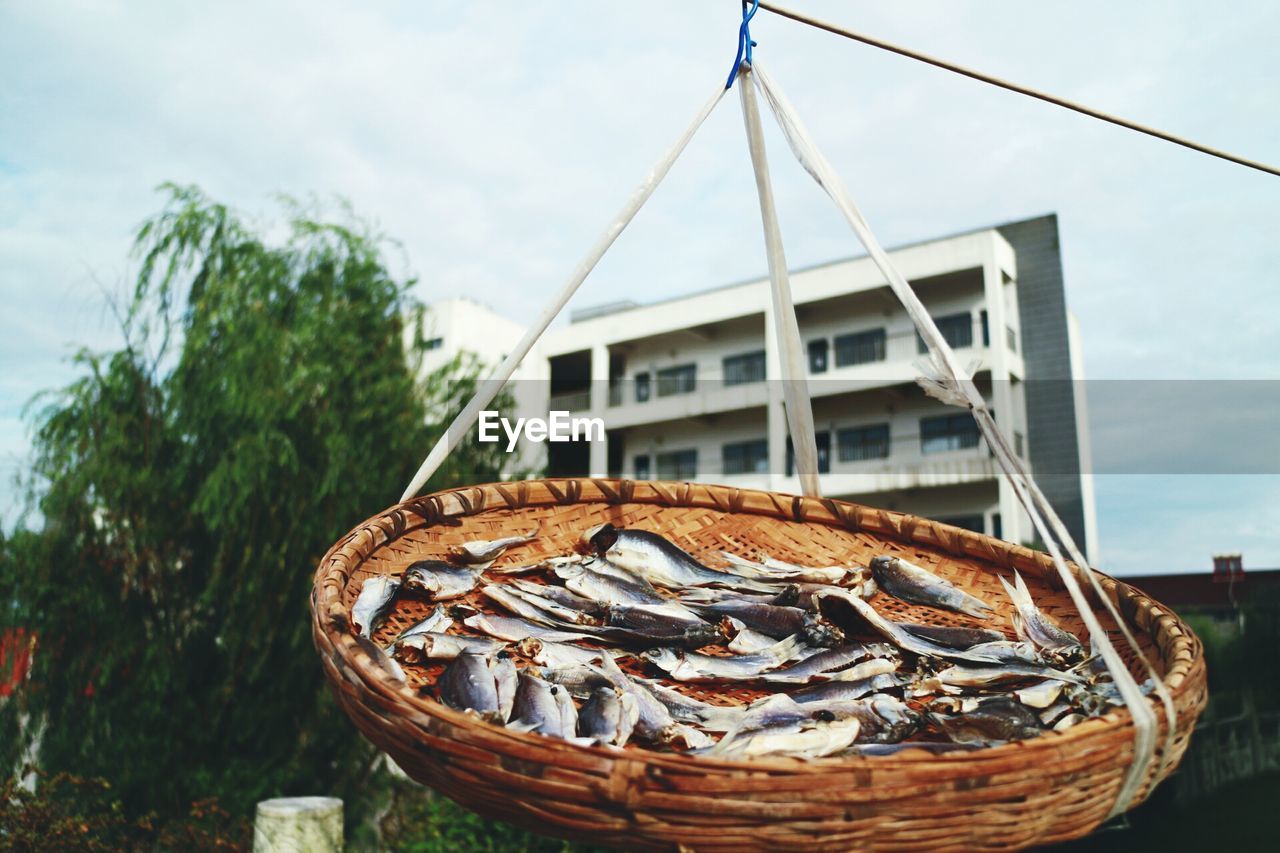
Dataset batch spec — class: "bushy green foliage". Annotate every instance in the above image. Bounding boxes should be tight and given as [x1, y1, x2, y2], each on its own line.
[0, 770, 247, 851]
[0, 184, 518, 834]
[378, 779, 599, 853]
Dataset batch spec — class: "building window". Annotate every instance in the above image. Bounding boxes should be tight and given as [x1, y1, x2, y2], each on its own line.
[786, 432, 831, 475]
[935, 514, 985, 533]
[834, 329, 886, 366]
[980, 310, 990, 347]
[424, 336, 443, 351]
[917, 312, 973, 353]
[634, 454, 650, 480]
[837, 423, 890, 461]
[992, 512, 1003, 540]
[1006, 326, 1018, 352]
[635, 372, 650, 403]
[920, 413, 980, 454]
[1014, 431, 1025, 457]
[808, 339, 829, 373]
[722, 439, 769, 475]
[657, 449, 698, 480]
[723, 351, 766, 386]
[656, 364, 696, 397]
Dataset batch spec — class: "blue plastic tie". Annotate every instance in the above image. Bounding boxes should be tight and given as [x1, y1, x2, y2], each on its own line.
[724, 0, 760, 89]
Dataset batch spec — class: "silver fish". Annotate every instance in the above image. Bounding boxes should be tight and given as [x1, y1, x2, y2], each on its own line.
[815, 589, 1011, 665]
[393, 632, 504, 663]
[578, 687, 640, 747]
[590, 654, 713, 749]
[757, 646, 896, 685]
[352, 575, 400, 638]
[403, 560, 482, 601]
[508, 579, 602, 614]
[870, 555, 994, 619]
[710, 716, 862, 760]
[898, 622, 1004, 649]
[448, 530, 537, 566]
[726, 624, 779, 654]
[1014, 680, 1066, 710]
[999, 572, 1085, 661]
[1053, 713, 1086, 732]
[846, 695, 923, 744]
[481, 583, 599, 627]
[919, 662, 1085, 691]
[933, 695, 1044, 745]
[491, 650, 518, 722]
[386, 605, 453, 648]
[642, 634, 809, 682]
[962, 640, 1045, 666]
[635, 679, 744, 732]
[718, 552, 852, 585]
[510, 671, 574, 737]
[689, 599, 843, 648]
[516, 637, 610, 669]
[555, 561, 671, 608]
[438, 652, 501, 721]
[463, 612, 596, 644]
[584, 524, 773, 592]
[793, 672, 908, 704]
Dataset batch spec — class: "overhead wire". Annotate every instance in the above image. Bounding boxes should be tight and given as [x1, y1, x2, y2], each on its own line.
[757, 1, 1280, 178]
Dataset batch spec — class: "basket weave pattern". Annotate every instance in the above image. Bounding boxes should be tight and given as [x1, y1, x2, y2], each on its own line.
[311, 479, 1206, 851]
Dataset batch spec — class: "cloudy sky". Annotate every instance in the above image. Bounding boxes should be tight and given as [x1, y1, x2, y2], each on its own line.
[3, 1, 1277, 574]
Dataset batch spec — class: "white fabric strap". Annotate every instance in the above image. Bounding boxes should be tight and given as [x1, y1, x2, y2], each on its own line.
[738, 67, 822, 497]
[400, 82, 729, 501]
[751, 60, 1169, 816]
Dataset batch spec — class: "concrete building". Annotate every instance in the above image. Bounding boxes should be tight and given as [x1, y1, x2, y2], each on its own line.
[421, 214, 1097, 560]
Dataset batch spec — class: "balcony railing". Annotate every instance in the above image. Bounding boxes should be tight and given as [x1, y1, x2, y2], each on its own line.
[548, 390, 592, 412]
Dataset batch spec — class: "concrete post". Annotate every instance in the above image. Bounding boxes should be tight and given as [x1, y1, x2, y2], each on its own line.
[253, 797, 343, 853]
[589, 342, 610, 476]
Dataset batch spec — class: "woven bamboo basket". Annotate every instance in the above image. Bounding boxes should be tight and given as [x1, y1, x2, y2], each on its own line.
[310, 478, 1206, 851]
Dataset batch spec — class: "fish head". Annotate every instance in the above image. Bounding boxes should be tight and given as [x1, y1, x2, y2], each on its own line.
[771, 584, 801, 607]
[579, 523, 619, 555]
[801, 620, 845, 648]
[641, 648, 680, 672]
[514, 637, 543, 657]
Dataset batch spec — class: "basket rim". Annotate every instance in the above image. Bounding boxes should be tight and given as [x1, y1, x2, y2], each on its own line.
[311, 477, 1203, 775]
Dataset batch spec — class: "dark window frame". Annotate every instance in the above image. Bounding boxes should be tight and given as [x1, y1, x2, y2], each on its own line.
[917, 312, 974, 354]
[723, 350, 766, 386]
[634, 372, 651, 403]
[656, 364, 697, 397]
[656, 448, 698, 481]
[722, 438, 769, 475]
[920, 413, 981, 454]
[834, 328, 887, 367]
[837, 423, 891, 462]
[808, 339, 829, 374]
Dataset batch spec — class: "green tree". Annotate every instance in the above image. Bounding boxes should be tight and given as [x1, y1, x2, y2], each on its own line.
[0, 184, 518, 832]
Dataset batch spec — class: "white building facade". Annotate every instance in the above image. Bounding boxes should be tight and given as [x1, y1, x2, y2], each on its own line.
[420, 214, 1098, 560]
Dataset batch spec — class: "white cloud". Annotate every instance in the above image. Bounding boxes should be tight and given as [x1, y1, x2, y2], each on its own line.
[2, 1, 1278, 567]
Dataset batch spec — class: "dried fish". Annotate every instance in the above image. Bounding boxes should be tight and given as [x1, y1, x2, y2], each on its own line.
[491, 651, 518, 722]
[898, 622, 1004, 649]
[449, 530, 537, 566]
[718, 552, 852, 584]
[352, 575, 400, 638]
[870, 556, 994, 619]
[393, 632, 504, 663]
[642, 634, 809, 682]
[438, 652, 502, 722]
[1014, 680, 1066, 710]
[578, 687, 640, 747]
[999, 572, 1085, 661]
[792, 672, 908, 705]
[510, 671, 575, 737]
[463, 612, 597, 644]
[403, 560, 482, 602]
[516, 637, 610, 669]
[584, 524, 773, 592]
[933, 696, 1045, 745]
[386, 605, 453, 648]
[709, 716, 863, 759]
